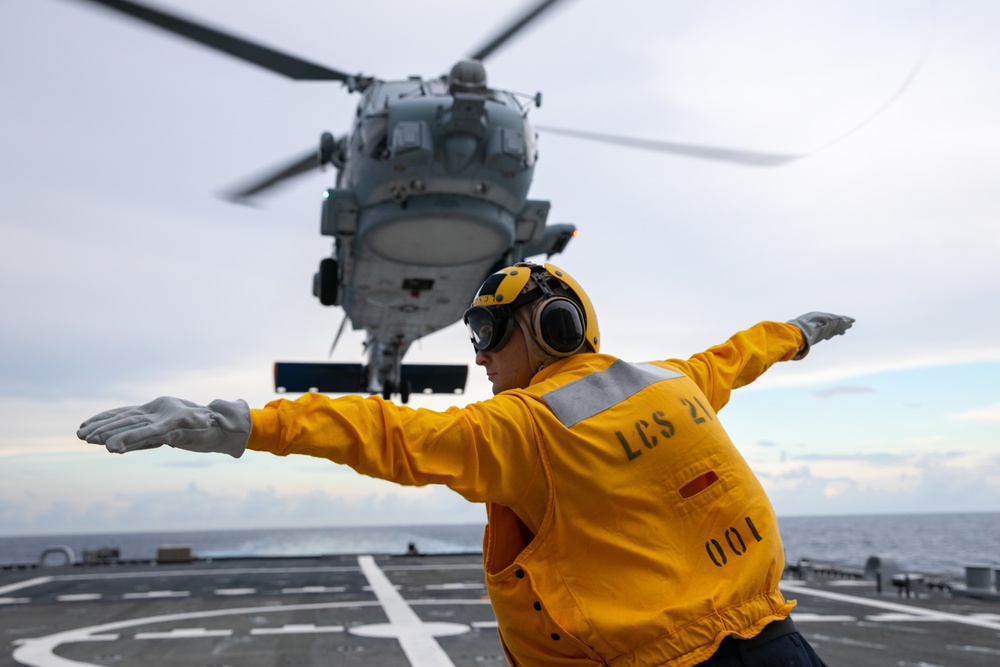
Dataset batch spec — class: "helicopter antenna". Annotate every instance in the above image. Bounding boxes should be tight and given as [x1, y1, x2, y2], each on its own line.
[509, 90, 544, 113]
[328, 311, 350, 359]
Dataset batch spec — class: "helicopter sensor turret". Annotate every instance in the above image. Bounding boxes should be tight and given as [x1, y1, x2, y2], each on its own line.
[448, 59, 488, 94]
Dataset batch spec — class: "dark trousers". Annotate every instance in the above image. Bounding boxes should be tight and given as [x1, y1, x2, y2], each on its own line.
[697, 618, 828, 667]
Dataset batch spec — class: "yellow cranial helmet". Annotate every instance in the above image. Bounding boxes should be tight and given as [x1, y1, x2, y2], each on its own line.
[463, 262, 600, 356]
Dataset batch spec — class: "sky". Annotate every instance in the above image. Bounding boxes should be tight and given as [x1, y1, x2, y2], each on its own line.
[1, 0, 998, 536]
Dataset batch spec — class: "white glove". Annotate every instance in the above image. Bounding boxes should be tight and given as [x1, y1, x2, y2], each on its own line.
[788, 312, 855, 359]
[77, 396, 251, 458]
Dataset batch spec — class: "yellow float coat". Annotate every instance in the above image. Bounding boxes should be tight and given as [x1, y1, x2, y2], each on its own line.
[248, 321, 806, 666]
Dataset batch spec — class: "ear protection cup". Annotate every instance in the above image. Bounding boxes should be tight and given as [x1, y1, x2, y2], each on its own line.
[467, 261, 597, 363]
[530, 296, 586, 356]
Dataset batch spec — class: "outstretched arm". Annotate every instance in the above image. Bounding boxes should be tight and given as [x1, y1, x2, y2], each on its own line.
[663, 313, 854, 412]
[77, 391, 541, 506]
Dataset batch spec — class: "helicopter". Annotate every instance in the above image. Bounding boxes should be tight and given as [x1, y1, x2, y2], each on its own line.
[60, 0, 812, 403]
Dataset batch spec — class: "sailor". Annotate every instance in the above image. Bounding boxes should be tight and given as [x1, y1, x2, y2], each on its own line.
[78, 262, 849, 666]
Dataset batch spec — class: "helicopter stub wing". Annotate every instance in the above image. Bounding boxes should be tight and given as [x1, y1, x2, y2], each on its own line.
[273, 362, 468, 401]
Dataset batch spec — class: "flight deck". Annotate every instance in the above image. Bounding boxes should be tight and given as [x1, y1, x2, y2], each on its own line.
[3, 553, 999, 666]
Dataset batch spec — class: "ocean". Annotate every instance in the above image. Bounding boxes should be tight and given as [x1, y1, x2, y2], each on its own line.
[2, 512, 998, 579]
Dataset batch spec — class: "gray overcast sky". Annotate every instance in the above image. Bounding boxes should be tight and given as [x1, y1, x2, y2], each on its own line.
[1, 0, 998, 535]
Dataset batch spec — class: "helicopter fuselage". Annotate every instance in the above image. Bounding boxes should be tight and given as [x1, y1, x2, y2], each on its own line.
[316, 77, 574, 395]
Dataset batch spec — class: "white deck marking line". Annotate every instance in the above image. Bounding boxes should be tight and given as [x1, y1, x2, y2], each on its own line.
[471, 621, 498, 629]
[351, 555, 469, 667]
[134, 628, 232, 640]
[250, 624, 345, 635]
[0, 577, 52, 596]
[57, 594, 103, 602]
[0, 597, 30, 605]
[122, 591, 190, 599]
[281, 586, 347, 594]
[781, 582, 1000, 631]
[866, 613, 948, 622]
[826, 580, 879, 587]
[946, 644, 1000, 656]
[791, 613, 857, 622]
[971, 613, 1000, 622]
[213, 588, 256, 596]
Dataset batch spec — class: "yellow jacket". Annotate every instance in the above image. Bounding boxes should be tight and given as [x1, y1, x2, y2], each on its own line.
[248, 321, 806, 666]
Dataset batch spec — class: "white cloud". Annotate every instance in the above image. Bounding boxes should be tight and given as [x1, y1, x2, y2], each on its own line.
[811, 385, 876, 399]
[758, 451, 1000, 516]
[949, 402, 1000, 422]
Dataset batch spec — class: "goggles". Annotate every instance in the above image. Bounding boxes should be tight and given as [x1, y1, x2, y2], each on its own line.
[463, 304, 516, 352]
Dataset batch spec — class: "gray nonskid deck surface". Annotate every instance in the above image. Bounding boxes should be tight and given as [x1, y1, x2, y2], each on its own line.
[2, 554, 998, 666]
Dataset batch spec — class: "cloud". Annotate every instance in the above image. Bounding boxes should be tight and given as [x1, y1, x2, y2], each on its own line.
[822, 480, 851, 499]
[810, 385, 876, 399]
[789, 451, 939, 465]
[758, 451, 1000, 516]
[949, 402, 1000, 422]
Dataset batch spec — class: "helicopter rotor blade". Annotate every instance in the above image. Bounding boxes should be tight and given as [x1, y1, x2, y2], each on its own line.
[534, 125, 802, 167]
[68, 0, 359, 81]
[220, 149, 323, 205]
[467, 0, 573, 62]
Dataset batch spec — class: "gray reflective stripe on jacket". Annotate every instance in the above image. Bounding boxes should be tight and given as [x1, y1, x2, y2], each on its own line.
[541, 361, 683, 428]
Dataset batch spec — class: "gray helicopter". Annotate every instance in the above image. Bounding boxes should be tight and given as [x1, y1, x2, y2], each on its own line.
[61, 0, 804, 403]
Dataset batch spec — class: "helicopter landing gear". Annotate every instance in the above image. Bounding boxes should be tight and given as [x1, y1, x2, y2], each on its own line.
[314, 258, 340, 306]
[381, 379, 412, 404]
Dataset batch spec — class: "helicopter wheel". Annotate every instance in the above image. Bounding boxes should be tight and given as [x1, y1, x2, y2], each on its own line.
[400, 380, 412, 405]
[382, 381, 394, 401]
[317, 258, 340, 306]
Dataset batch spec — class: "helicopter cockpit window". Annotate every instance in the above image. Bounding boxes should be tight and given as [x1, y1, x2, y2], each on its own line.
[367, 82, 425, 112]
[361, 113, 389, 158]
[488, 90, 520, 109]
[425, 80, 449, 97]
